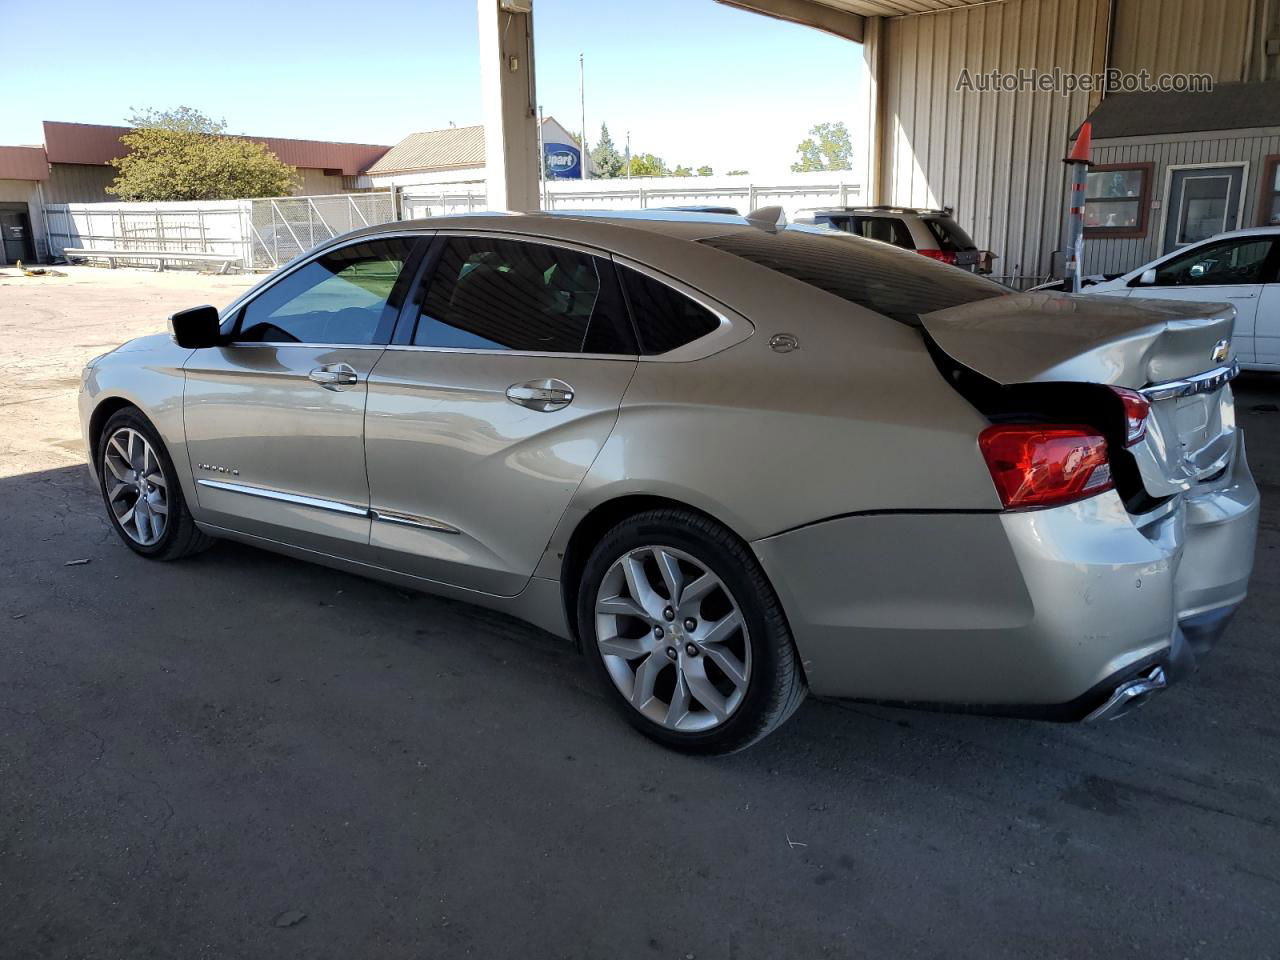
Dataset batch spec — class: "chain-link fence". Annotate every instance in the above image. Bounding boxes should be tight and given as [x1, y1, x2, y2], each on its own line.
[247, 192, 396, 270]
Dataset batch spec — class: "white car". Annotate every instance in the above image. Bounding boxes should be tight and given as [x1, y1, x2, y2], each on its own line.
[1060, 227, 1280, 371]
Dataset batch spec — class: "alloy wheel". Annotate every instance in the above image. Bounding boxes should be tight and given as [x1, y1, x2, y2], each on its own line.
[102, 427, 169, 546]
[594, 545, 751, 732]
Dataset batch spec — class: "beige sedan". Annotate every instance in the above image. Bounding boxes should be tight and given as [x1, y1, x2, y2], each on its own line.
[79, 212, 1259, 752]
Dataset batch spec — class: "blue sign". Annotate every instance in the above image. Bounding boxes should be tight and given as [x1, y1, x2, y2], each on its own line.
[544, 141, 582, 179]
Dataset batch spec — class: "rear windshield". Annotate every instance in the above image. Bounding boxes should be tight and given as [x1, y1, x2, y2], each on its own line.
[698, 227, 1005, 325]
[922, 217, 977, 251]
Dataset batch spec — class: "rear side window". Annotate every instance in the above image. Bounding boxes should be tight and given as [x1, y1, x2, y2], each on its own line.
[618, 266, 721, 354]
[699, 228, 1005, 326]
[851, 216, 914, 248]
[922, 217, 977, 252]
[414, 236, 634, 354]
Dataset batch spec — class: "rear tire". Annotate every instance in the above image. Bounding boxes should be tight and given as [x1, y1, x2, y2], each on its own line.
[96, 407, 213, 561]
[578, 508, 807, 754]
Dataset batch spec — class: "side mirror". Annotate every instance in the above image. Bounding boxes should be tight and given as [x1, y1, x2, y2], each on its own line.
[1132, 268, 1157, 287]
[169, 305, 224, 349]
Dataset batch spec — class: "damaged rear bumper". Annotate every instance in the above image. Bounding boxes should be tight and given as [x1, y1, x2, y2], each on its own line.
[752, 432, 1259, 721]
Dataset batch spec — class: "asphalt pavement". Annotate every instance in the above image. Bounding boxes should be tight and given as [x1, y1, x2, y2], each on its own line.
[1, 269, 1278, 959]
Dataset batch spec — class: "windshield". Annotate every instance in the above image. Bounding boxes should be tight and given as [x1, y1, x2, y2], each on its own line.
[699, 226, 1006, 325]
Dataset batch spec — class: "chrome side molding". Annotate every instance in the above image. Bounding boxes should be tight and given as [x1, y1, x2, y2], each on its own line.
[370, 509, 460, 534]
[1141, 361, 1239, 402]
[197, 478, 460, 534]
[196, 479, 367, 517]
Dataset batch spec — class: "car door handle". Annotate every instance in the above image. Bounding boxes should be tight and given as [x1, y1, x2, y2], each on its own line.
[309, 364, 359, 390]
[506, 379, 575, 412]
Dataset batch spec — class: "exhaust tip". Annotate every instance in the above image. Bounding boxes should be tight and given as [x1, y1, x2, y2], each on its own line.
[1084, 665, 1168, 722]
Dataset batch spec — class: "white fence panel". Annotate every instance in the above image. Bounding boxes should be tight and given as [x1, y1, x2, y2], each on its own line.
[400, 188, 488, 219]
[395, 172, 861, 219]
[542, 172, 861, 215]
[43, 176, 864, 273]
[43, 200, 251, 269]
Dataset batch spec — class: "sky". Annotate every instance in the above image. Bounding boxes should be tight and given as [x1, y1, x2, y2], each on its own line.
[0, 0, 865, 177]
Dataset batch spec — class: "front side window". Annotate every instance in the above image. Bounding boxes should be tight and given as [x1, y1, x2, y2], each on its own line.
[1152, 237, 1275, 287]
[414, 236, 633, 354]
[1084, 165, 1150, 236]
[237, 238, 415, 345]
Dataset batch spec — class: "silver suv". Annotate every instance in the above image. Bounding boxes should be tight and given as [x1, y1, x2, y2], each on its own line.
[793, 205, 990, 273]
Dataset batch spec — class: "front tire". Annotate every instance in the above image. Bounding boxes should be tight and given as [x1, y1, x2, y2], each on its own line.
[578, 508, 807, 754]
[96, 407, 213, 560]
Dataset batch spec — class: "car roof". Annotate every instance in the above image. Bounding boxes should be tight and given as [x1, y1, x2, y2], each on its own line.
[1201, 225, 1280, 239]
[330, 209, 760, 252]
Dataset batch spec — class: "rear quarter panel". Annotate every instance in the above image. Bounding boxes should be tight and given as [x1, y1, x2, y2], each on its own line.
[536, 265, 1001, 576]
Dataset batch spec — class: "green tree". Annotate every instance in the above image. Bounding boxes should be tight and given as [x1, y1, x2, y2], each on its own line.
[696, 165, 713, 177]
[725, 168, 749, 176]
[627, 152, 668, 177]
[590, 122, 624, 178]
[672, 164, 693, 177]
[107, 106, 299, 201]
[790, 121, 853, 173]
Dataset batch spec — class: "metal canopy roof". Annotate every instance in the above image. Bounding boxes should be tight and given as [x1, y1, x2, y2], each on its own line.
[788, 0, 1001, 15]
[718, 0, 1001, 32]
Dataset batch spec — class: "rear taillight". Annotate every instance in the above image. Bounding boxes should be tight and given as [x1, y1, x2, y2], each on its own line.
[978, 425, 1113, 510]
[917, 249, 958, 265]
[1110, 386, 1150, 446]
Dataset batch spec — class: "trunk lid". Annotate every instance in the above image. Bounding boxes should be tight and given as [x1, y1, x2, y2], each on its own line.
[922, 292, 1239, 498]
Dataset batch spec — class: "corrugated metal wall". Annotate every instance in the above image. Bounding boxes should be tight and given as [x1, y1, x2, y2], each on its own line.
[879, 0, 1108, 286]
[42, 164, 116, 203]
[1085, 127, 1280, 273]
[1109, 0, 1254, 82]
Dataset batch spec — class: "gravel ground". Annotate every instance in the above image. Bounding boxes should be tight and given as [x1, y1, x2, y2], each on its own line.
[1, 266, 1278, 959]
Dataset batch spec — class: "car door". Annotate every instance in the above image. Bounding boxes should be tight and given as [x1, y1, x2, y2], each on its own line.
[363, 233, 639, 596]
[1256, 252, 1280, 368]
[1126, 235, 1276, 365]
[184, 235, 423, 556]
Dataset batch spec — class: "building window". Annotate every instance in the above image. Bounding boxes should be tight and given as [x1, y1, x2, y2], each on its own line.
[1083, 163, 1152, 237]
[1260, 155, 1280, 227]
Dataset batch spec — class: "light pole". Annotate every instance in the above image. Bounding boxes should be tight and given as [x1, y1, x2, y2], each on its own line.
[579, 53, 588, 180]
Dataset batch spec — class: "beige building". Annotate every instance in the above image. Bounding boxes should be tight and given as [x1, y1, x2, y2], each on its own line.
[719, 0, 1280, 285]
[362, 117, 592, 189]
[0, 122, 392, 263]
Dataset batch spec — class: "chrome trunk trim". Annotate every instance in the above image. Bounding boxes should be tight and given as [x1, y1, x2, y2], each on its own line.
[1140, 361, 1239, 401]
[196, 479, 368, 517]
